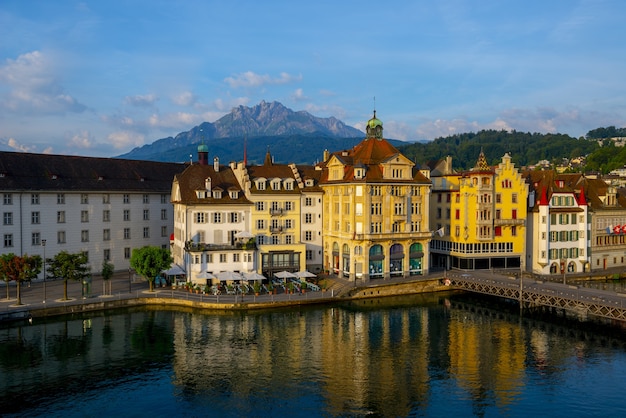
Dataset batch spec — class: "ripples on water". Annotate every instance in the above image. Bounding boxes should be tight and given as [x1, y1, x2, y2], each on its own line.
[2, 294, 626, 417]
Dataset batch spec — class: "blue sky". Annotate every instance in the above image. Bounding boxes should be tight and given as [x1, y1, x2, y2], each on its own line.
[1, 0, 625, 158]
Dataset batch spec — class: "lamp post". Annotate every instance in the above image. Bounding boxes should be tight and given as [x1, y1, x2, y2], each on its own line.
[42, 239, 46, 303]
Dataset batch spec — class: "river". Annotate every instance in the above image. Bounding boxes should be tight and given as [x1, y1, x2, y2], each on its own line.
[1, 292, 626, 417]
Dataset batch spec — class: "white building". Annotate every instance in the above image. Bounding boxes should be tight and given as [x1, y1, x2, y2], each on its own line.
[0, 151, 183, 276]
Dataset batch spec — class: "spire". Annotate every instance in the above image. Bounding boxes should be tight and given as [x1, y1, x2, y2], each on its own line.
[264, 146, 273, 166]
[473, 148, 490, 171]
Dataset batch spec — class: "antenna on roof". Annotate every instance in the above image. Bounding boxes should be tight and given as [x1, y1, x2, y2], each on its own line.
[373, 96, 376, 113]
[189, 154, 193, 164]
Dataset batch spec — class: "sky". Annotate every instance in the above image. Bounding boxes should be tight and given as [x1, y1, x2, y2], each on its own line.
[1, 0, 626, 158]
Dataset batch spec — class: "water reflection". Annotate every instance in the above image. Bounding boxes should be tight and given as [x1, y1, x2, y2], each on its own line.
[1, 294, 626, 417]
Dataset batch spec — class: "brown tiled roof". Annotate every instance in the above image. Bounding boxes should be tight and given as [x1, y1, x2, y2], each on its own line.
[0, 151, 184, 192]
[173, 163, 250, 205]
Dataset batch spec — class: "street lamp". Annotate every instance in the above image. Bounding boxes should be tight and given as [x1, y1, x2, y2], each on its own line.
[42, 239, 46, 303]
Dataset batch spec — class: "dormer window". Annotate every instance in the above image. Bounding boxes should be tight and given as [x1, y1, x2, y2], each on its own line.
[305, 179, 314, 187]
[284, 179, 294, 190]
[355, 168, 364, 179]
[256, 179, 266, 190]
[271, 180, 281, 190]
[212, 190, 222, 199]
[229, 190, 239, 199]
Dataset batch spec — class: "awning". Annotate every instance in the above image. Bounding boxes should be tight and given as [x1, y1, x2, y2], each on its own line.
[163, 264, 185, 276]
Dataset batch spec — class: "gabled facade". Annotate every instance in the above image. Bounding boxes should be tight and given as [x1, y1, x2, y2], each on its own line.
[171, 151, 254, 283]
[430, 152, 528, 271]
[319, 112, 432, 282]
[0, 151, 183, 274]
[525, 171, 589, 275]
[231, 151, 315, 278]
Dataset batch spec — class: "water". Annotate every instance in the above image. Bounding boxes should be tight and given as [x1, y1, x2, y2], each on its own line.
[2, 293, 626, 417]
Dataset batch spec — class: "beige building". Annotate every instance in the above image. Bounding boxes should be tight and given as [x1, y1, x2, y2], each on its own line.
[319, 112, 432, 283]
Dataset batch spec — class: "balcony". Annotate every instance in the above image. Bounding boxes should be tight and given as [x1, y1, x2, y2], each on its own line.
[270, 208, 284, 216]
[185, 239, 257, 252]
[270, 226, 283, 233]
[494, 218, 525, 226]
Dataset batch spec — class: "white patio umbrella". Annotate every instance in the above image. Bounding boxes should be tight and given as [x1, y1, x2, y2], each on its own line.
[196, 271, 216, 280]
[216, 271, 244, 282]
[163, 264, 185, 276]
[234, 231, 254, 239]
[243, 272, 266, 281]
[274, 271, 297, 279]
[295, 271, 316, 278]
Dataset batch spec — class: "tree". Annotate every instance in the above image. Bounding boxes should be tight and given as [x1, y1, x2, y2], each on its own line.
[101, 261, 114, 296]
[0, 253, 14, 300]
[0, 254, 41, 305]
[130, 246, 172, 292]
[47, 251, 90, 301]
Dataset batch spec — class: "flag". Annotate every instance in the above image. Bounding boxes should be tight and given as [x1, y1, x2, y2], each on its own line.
[435, 227, 445, 237]
[607, 226, 612, 234]
[614, 225, 621, 234]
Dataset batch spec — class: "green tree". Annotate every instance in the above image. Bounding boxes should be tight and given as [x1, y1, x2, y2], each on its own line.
[101, 261, 114, 296]
[130, 246, 172, 292]
[0, 253, 14, 300]
[0, 254, 41, 305]
[47, 251, 90, 301]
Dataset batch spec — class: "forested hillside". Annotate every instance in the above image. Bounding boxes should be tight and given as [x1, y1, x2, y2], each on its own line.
[398, 130, 599, 170]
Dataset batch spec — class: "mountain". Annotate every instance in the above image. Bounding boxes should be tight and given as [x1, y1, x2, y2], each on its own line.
[117, 101, 367, 164]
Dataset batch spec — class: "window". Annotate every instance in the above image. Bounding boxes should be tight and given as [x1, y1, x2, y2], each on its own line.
[371, 186, 381, 196]
[229, 212, 240, 223]
[511, 226, 517, 236]
[143, 194, 149, 204]
[285, 219, 293, 229]
[512, 209, 517, 219]
[495, 226, 502, 236]
[512, 193, 517, 204]
[123, 209, 130, 221]
[304, 231, 312, 241]
[57, 231, 66, 244]
[411, 202, 420, 215]
[306, 250, 313, 260]
[255, 201, 265, 211]
[305, 213, 313, 223]
[285, 201, 293, 211]
[285, 235, 293, 244]
[103, 210, 110, 222]
[55, 211, 65, 223]
[496, 194, 501, 204]
[455, 209, 460, 220]
[161, 226, 167, 237]
[3, 212, 12, 225]
[4, 234, 13, 247]
[196, 212, 206, 223]
[123, 194, 130, 204]
[103, 229, 111, 241]
[371, 203, 382, 215]
[143, 227, 150, 238]
[81, 210, 89, 223]
[161, 194, 168, 204]
[81, 230, 89, 242]
[104, 249, 111, 261]
[124, 247, 131, 259]
[257, 181, 265, 191]
[102, 194, 110, 204]
[124, 228, 130, 239]
[143, 209, 150, 221]
[57, 194, 65, 204]
[233, 253, 240, 262]
[220, 254, 227, 263]
[161, 209, 167, 220]
[3, 194, 12, 205]
[213, 213, 222, 223]
[31, 194, 40, 205]
[31, 211, 40, 224]
[81, 194, 88, 204]
[305, 197, 313, 206]
[271, 235, 280, 245]
[32, 232, 41, 246]
[394, 203, 404, 216]
[257, 219, 265, 229]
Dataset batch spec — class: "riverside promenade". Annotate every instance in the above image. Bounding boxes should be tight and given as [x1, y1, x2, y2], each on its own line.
[0, 271, 448, 322]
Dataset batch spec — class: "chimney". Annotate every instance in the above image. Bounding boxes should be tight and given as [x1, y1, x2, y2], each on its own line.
[213, 156, 219, 172]
[323, 149, 330, 162]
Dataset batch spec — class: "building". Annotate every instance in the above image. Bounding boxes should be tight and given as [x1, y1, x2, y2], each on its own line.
[319, 112, 432, 282]
[170, 146, 254, 283]
[232, 150, 323, 277]
[430, 152, 528, 271]
[525, 171, 589, 275]
[0, 151, 183, 276]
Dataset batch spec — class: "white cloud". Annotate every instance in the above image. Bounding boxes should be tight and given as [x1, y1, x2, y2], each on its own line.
[124, 94, 158, 107]
[171, 91, 197, 107]
[291, 88, 307, 102]
[224, 71, 302, 88]
[68, 131, 95, 149]
[0, 50, 87, 114]
[107, 131, 146, 150]
[6, 137, 35, 152]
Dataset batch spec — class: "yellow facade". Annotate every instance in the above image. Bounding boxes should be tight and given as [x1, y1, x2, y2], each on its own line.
[430, 152, 528, 270]
[320, 113, 432, 282]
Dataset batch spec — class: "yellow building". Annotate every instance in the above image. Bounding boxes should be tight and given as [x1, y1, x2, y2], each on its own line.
[319, 112, 432, 283]
[430, 151, 528, 270]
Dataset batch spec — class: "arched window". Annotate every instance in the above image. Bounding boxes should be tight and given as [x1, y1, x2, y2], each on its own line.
[369, 244, 384, 278]
[389, 244, 404, 276]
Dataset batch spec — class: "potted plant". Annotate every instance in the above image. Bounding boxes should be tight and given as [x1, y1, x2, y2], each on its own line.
[301, 281, 307, 293]
[253, 281, 260, 296]
[268, 282, 274, 294]
[203, 284, 210, 294]
[287, 281, 294, 294]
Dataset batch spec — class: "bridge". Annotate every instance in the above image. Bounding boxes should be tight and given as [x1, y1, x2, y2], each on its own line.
[445, 270, 626, 323]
